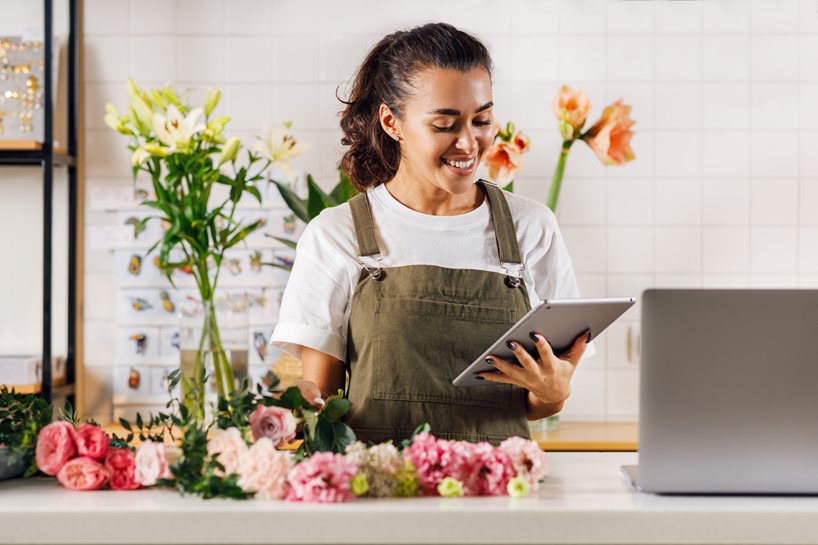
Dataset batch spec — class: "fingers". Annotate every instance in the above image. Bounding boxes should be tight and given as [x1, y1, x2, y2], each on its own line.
[482, 354, 524, 381]
[296, 380, 326, 409]
[562, 329, 591, 366]
[528, 332, 555, 368]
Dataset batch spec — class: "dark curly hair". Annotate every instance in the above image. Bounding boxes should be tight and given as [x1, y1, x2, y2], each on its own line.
[338, 23, 493, 191]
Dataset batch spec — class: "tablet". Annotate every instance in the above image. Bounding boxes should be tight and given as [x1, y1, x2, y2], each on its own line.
[452, 297, 636, 387]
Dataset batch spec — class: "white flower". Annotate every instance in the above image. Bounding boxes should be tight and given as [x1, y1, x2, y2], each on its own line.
[131, 148, 150, 166]
[152, 104, 205, 152]
[253, 123, 310, 177]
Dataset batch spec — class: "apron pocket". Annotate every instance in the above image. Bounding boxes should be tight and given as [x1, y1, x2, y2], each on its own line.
[373, 297, 517, 409]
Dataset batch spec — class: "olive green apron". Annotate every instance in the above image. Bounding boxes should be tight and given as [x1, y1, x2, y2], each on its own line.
[343, 180, 532, 445]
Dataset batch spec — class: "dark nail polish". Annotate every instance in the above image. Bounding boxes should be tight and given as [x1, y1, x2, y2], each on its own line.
[506, 341, 518, 350]
[475, 375, 485, 381]
[485, 357, 495, 366]
[585, 330, 592, 344]
[529, 332, 540, 342]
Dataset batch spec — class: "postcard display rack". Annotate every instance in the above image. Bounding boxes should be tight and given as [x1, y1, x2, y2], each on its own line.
[0, 0, 79, 404]
[92, 178, 301, 421]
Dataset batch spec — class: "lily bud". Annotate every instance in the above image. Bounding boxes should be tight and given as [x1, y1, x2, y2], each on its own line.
[144, 142, 172, 158]
[218, 137, 240, 166]
[131, 148, 150, 166]
[161, 83, 183, 109]
[204, 88, 222, 118]
[150, 89, 167, 111]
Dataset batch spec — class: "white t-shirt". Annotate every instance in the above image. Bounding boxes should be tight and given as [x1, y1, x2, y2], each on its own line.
[270, 182, 589, 361]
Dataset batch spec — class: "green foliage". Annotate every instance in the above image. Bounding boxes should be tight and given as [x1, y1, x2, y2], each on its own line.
[0, 387, 52, 477]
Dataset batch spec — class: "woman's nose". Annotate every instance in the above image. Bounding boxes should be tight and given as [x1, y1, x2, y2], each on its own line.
[455, 126, 478, 153]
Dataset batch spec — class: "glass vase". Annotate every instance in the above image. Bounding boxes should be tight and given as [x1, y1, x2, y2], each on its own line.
[179, 295, 249, 420]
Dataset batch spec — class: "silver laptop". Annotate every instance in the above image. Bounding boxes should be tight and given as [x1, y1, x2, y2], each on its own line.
[622, 289, 818, 494]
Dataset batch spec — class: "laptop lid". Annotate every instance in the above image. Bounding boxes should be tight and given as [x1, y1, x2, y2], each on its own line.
[636, 289, 818, 494]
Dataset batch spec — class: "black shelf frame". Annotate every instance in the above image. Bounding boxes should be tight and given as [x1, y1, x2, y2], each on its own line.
[0, 0, 79, 404]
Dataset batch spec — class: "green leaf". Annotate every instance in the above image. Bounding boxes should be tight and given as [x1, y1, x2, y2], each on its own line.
[278, 386, 311, 411]
[264, 235, 298, 249]
[302, 409, 319, 443]
[331, 421, 357, 453]
[223, 219, 263, 249]
[119, 418, 133, 432]
[329, 168, 358, 204]
[502, 181, 514, 192]
[272, 180, 310, 223]
[313, 418, 335, 452]
[321, 397, 350, 422]
[306, 174, 334, 220]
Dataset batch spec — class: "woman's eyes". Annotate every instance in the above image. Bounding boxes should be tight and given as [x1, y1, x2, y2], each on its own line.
[432, 119, 493, 132]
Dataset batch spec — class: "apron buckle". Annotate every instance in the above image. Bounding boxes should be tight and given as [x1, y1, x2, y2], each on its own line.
[501, 262, 525, 289]
[359, 254, 385, 281]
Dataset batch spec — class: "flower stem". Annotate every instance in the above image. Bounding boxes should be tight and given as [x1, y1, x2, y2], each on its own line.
[546, 140, 574, 211]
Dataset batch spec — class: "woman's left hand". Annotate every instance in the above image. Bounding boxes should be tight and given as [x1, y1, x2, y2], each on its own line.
[478, 330, 590, 407]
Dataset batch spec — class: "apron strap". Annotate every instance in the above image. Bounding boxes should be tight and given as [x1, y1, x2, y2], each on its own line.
[349, 192, 382, 257]
[476, 180, 523, 265]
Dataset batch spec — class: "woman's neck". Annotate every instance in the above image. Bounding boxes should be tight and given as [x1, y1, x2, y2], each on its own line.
[384, 173, 484, 216]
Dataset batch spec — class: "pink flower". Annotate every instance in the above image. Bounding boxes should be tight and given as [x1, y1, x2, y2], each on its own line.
[499, 436, 549, 490]
[104, 447, 140, 490]
[463, 442, 516, 496]
[484, 141, 523, 186]
[237, 438, 294, 500]
[207, 427, 248, 476]
[249, 405, 297, 448]
[581, 99, 636, 166]
[402, 433, 469, 495]
[134, 441, 172, 487]
[75, 423, 109, 461]
[552, 85, 592, 139]
[56, 456, 109, 490]
[35, 421, 77, 476]
[510, 131, 531, 154]
[285, 451, 358, 503]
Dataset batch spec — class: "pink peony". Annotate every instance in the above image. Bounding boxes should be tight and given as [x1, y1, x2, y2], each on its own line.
[207, 427, 248, 476]
[56, 456, 109, 490]
[402, 433, 470, 495]
[104, 447, 140, 490]
[249, 405, 297, 448]
[75, 423, 110, 461]
[285, 451, 358, 503]
[237, 438, 294, 500]
[499, 436, 549, 490]
[134, 441, 172, 487]
[35, 421, 77, 476]
[463, 442, 517, 496]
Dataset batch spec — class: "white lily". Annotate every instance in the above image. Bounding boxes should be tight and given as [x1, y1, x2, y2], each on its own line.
[152, 104, 205, 152]
[132, 148, 150, 166]
[253, 123, 310, 177]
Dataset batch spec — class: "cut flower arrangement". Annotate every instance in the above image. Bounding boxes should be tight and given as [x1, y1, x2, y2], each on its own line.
[27, 374, 549, 501]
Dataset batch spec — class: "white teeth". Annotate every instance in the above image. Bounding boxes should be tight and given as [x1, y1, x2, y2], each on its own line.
[443, 158, 475, 169]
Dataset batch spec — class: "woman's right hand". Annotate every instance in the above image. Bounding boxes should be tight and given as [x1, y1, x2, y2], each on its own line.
[296, 379, 326, 409]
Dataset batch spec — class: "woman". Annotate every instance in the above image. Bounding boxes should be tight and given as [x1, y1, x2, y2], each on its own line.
[271, 23, 590, 445]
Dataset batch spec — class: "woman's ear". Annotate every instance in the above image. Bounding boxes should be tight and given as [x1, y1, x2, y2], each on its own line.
[379, 104, 401, 141]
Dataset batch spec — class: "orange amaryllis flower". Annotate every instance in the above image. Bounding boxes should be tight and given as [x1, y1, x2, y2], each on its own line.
[484, 141, 523, 186]
[581, 99, 636, 166]
[552, 85, 592, 141]
[510, 131, 531, 154]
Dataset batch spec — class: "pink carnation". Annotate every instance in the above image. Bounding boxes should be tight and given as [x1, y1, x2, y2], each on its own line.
[134, 441, 172, 487]
[75, 423, 109, 461]
[35, 421, 77, 476]
[56, 456, 109, 490]
[402, 433, 469, 495]
[463, 442, 517, 496]
[207, 427, 248, 476]
[499, 436, 549, 490]
[285, 451, 358, 503]
[237, 438, 294, 500]
[105, 447, 140, 490]
[249, 405, 297, 448]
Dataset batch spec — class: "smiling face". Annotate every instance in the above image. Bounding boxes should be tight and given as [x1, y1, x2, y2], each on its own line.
[380, 67, 496, 198]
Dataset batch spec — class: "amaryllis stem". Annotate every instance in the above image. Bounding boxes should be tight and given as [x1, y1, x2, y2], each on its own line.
[546, 140, 575, 211]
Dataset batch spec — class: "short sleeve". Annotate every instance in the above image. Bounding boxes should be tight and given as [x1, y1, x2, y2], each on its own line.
[269, 207, 355, 362]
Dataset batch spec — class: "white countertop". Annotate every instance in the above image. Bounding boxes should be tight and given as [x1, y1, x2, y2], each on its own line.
[3, 452, 818, 545]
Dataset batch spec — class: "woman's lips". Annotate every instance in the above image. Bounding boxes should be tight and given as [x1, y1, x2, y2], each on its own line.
[441, 156, 476, 175]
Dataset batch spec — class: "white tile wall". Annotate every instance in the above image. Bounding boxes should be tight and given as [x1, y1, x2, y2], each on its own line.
[5, 0, 818, 423]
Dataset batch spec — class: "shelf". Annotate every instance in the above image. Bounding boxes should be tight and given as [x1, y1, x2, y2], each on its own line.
[0, 140, 43, 150]
[0, 147, 75, 167]
[531, 421, 638, 451]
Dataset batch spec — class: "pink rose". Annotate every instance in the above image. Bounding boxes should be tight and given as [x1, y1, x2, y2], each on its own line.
[552, 85, 592, 139]
[499, 436, 549, 491]
[581, 99, 636, 166]
[104, 447, 140, 490]
[35, 421, 77, 476]
[484, 141, 523, 186]
[249, 405, 297, 448]
[56, 456, 109, 490]
[75, 423, 109, 461]
[207, 427, 248, 476]
[237, 438, 294, 500]
[285, 451, 358, 503]
[134, 441, 172, 487]
[463, 442, 516, 496]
